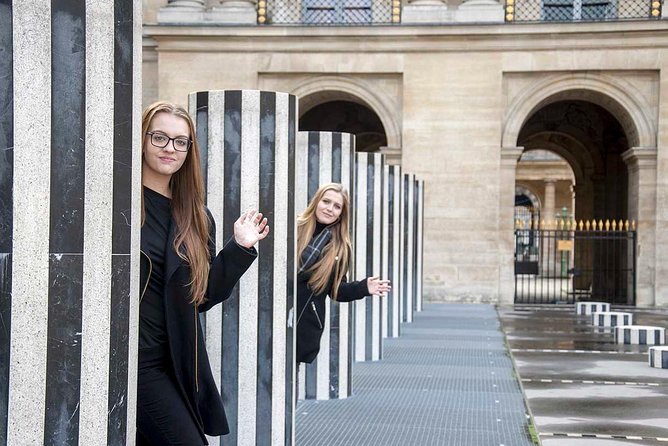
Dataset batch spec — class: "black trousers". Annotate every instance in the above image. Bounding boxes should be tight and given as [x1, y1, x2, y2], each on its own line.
[136, 347, 205, 446]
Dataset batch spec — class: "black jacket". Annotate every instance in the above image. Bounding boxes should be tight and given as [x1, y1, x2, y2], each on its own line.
[139, 210, 256, 442]
[296, 267, 369, 364]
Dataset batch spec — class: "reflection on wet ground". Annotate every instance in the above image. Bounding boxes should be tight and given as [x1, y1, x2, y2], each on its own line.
[498, 305, 668, 445]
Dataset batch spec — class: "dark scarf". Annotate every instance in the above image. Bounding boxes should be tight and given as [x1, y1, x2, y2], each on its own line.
[298, 224, 332, 276]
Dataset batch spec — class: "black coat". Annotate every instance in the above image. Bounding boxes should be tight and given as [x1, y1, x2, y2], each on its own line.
[296, 269, 369, 364]
[139, 210, 257, 442]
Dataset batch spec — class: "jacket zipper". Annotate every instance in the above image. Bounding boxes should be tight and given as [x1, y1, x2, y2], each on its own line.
[311, 302, 323, 329]
[194, 308, 199, 392]
[140, 250, 152, 303]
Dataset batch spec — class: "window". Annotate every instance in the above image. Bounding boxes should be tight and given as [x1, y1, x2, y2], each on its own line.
[302, 0, 372, 23]
[543, 0, 615, 21]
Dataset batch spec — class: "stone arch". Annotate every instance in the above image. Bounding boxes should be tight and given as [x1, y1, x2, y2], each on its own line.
[515, 184, 542, 209]
[290, 75, 402, 149]
[502, 73, 656, 149]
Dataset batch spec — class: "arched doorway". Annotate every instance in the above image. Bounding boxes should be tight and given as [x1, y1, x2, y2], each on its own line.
[299, 100, 388, 152]
[512, 98, 635, 304]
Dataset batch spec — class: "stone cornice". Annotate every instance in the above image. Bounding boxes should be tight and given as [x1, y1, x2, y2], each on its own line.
[144, 21, 668, 53]
[622, 146, 658, 168]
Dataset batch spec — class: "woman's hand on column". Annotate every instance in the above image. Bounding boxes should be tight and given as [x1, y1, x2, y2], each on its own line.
[367, 276, 391, 297]
[234, 210, 270, 248]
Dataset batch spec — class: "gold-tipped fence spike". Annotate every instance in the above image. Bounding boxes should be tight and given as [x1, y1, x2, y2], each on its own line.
[541, 219, 546, 230]
[625, 220, 630, 231]
[611, 220, 617, 231]
[585, 220, 591, 231]
[598, 219, 604, 231]
[579, 220, 584, 231]
[605, 219, 610, 231]
[632, 220, 636, 231]
[559, 219, 565, 230]
[618, 219, 624, 231]
[515, 219, 520, 229]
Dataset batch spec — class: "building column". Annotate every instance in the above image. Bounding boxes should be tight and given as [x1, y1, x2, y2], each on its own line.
[622, 147, 657, 307]
[295, 131, 356, 401]
[542, 179, 557, 276]
[189, 90, 297, 445]
[208, 0, 258, 23]
[498, 147, 523, 304]
[157, 0, 206, 23]
[456, 0, 504, 22]
[401, 0, 451, 24]
[1, 1, 141, 444]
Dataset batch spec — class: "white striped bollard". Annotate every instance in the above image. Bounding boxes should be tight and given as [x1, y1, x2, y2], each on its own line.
[590, 311, 633, 327]
[295, 131, 355, 400]
[190, 90, 297, 446]
[575, 301, 610, 316]
[402, 173, 416, 323]
[614, 325, 666, 345]
[383, 165, 402, 338]
[649, 346, 668, 369]
[354, 152, 385, 361]
[1, 1, 141, 444]
[414, 178, 424, 313]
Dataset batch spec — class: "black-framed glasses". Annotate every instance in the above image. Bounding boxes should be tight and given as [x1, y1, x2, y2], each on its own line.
[146, 131, 192, 152]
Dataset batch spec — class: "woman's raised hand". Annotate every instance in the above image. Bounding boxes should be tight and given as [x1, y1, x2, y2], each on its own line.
[234, 210, 270, 248]
[367, 276, 391, 297]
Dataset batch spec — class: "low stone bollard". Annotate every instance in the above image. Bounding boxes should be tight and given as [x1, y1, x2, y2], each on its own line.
[591, 311, 633, 327]
[614, 325, 666, 345]
[649, 346, 668, 369]
[576, 301, 610, 315]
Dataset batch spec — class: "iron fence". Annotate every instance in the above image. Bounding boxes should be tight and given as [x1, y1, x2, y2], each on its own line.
[259, 0, 400, 25]
[504, 0, 663, 22]
[514, 220, 637, 305]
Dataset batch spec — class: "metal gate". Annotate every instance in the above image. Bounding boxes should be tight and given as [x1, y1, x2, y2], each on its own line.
[514, 219, 637, 305]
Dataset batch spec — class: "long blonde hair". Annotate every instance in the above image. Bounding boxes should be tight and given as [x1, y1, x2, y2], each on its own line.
[297, 183, 352, 301]
[141, 101, 210, 306]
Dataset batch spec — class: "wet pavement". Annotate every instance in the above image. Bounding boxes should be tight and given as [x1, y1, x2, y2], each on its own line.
[498, 305, 668, 445]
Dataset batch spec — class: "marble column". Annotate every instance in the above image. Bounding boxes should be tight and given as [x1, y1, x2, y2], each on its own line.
[622, 147, 657, 307]
[498, 147, 523, 304]
[542, 179, 557, 276]
[456, 0, 504, 22]
[208, 0, 258, 24]
[189, 90, 297, 446]
[382, 165, 402, 338]
[354, 153, 385, 362]
[295, 131, 355, 400]
[401, 0, 451, 24]
[402, 173, 415, 323]
[414, 179, 425, 313]
[1, 1, 141, 444]
[157, 0, 206, 23]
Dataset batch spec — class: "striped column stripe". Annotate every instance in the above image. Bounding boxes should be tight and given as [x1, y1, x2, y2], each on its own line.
[6, 1, 140, 444]
[191, 90, 296, 446]
[295, 132, 355, 400]
[414, 179, 424, 313]
[383, 165, 402, 338]
[575, 301, 610, 315]
[0, 1, 13, 443]
[648, 346, 668, 369]
[615, 325, 666, 345]
[402, 173, 415, 323]
[590, 311, 633, 327]
[354, 152, 384, 362]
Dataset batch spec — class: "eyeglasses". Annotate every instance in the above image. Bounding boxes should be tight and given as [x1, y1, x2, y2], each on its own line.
[146, 132, 192, 152]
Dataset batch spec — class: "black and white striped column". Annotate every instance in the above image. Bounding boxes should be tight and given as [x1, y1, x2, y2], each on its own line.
[2, 1, 141, 444]
[414, 179, 424, 313]
[354, 152, 385, 362]
[591, 311, 633, 327]
[614, 326, 666, 345]
[649, 346, 668, 369]
[575, 301, 610, 316]
[383, 165, 402, 338]
[295, 131, 355, 400]
[190, 90, 297, 446]
[402, 173, 416, 323]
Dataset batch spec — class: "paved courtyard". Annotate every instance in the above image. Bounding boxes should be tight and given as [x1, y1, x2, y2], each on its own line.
[296, 304, 535, 446]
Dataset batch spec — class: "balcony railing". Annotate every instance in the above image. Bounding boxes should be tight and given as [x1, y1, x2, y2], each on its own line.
[504, 0, 663, 22]
[258, 0, 400, 24]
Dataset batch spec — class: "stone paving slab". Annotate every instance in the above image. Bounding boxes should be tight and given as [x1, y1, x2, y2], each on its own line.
[296, 304, 534, 446]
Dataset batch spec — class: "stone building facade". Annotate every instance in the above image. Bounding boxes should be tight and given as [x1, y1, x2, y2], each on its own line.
[143, 0, 668, 307]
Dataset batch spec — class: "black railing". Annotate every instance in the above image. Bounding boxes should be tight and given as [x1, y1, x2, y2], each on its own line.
[514, 226, 637, 305]
[259, 0, 400, 25]
[505, 0, 663, 23]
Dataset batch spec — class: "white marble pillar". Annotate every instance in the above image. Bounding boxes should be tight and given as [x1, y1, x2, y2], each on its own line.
[354, 153, 385, 362]
[498, 147, 524, 304]
[190, 90, 297, 446]
[295, 131, 355, 400]
[157, 0, 207, 23]
[622, 147, 657, 307]
[456, 0, 504, 22]
[208, 0, 258, 24]
[1, 1, 142, 444]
